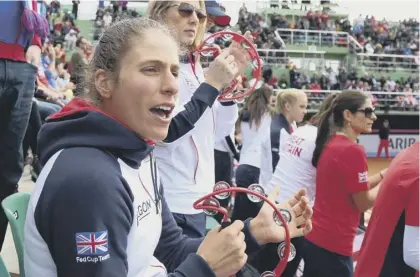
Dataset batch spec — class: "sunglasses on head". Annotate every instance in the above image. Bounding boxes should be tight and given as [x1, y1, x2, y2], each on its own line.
[356, 107, 375, 118]
[171, 2, 207, 23]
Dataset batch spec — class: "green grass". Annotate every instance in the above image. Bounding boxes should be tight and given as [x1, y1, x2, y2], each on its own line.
[75, 19, 94, 40]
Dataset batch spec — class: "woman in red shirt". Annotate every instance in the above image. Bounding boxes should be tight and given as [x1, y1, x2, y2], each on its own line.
[302, 90, 387, 277]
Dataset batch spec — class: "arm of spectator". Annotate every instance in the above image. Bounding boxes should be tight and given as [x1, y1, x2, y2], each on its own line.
[38, 83, 65, 102]
[47, 46, 56, 71]
[26, 33, 43, 65]
[214, 101, 239, 141]
[154, 196, 213, 276]
[161, 83, 220, 146]
[345, 145, 383, 212]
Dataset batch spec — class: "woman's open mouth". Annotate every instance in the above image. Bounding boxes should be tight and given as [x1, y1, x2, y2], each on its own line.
[150, 104, 174, 122]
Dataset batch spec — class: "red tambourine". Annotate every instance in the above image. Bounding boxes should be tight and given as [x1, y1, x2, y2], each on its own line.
[193, 182, 294, 277]
[196, 31, 263, 103]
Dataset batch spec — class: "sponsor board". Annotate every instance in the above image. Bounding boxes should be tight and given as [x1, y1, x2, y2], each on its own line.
[359, 134, 419, 157]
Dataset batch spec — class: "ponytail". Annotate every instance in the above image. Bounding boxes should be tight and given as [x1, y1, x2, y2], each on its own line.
[236, 107, 245, 136]
[311, 90, 368, 167]
[246, 87, 271, 129]
[312, 106, 334, 167]
[309, 93, 338, 126]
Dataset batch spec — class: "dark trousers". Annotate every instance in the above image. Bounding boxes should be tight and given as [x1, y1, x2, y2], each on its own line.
[23, 100, 43, 159]
[0, 60, 37, 250]
[214, 149, 233, 184]
[251, 237, 305, 277]
[173, 212, 206, 238]
[302, 238, 353, 277]
[232, 164, 261, 221]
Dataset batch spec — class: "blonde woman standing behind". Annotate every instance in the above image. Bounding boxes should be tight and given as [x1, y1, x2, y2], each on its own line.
[259, 89, 308, 188]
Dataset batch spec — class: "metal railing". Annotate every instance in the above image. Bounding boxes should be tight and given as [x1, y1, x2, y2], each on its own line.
[273, 89, 420, 114]
[201, 48, 327, 69]
[275, 28, 363, 51]
[356, 53, 420, 73]
[257, 48, 326, 68]
[255, 0, 339, 12]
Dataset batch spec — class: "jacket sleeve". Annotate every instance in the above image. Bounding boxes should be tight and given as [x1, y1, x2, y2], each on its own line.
[155, 190, 261, 277]
[259, 135, 273, 187]
[32, 149, 133, 277]
[162, 83, 220, 146]
[214, 101, 239, 140]
[154, 196, 215, 277]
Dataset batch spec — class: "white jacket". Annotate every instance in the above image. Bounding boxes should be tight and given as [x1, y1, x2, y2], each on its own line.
[267, 124, 318, 205]
[239, 112, 271, 168]
[155, 57, 238, 215]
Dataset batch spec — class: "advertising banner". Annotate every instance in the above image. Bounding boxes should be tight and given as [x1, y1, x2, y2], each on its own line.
[359, 134, 419, 157]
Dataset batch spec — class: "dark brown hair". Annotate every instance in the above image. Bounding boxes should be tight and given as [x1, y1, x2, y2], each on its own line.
[309, 93, 338, 126]
[242, 86, 272, 128]
[83, 18, 178, 105]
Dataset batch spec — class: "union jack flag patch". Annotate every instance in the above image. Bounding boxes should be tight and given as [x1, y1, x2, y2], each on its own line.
[358, 171, 368, 183]
[75, 231, 108, 256]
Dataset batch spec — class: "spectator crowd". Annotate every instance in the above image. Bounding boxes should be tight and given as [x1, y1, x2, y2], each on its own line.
[232, 3, 419, 113]
[237, 1, 419, 57]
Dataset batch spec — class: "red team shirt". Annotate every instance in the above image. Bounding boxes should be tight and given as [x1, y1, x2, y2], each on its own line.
[305, 135, 369, 256]
[355, 142, 419, 277]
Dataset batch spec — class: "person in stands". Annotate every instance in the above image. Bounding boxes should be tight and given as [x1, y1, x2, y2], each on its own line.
[24, 18, 313, 277]
[302, 90, 387, 277]
[355, 142, 419, 277]
[0, 1, 45, 250]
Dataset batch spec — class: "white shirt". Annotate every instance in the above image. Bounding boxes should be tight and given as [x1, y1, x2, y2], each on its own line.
[265, 124, 318, 205]
[239, 113, 271, 168]
[404, 225, 420, 270]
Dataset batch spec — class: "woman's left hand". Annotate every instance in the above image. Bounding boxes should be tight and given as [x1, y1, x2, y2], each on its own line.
[229, 30, 255, 76]
[249, 187, 313, 246]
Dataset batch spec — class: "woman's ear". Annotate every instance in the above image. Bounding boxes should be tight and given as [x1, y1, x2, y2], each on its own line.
[343, 109, 353, 124]
[94, 69, 114, 99]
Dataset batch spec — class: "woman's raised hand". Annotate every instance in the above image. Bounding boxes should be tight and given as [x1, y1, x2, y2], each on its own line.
[249, 187, 313, 245]
[229, 30, 255, 76]
[205, 49, 239, 91]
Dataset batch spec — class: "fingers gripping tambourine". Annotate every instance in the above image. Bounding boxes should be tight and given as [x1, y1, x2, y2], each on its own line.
[193, 182, 295, 277]
[196, 31, 262, 103]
